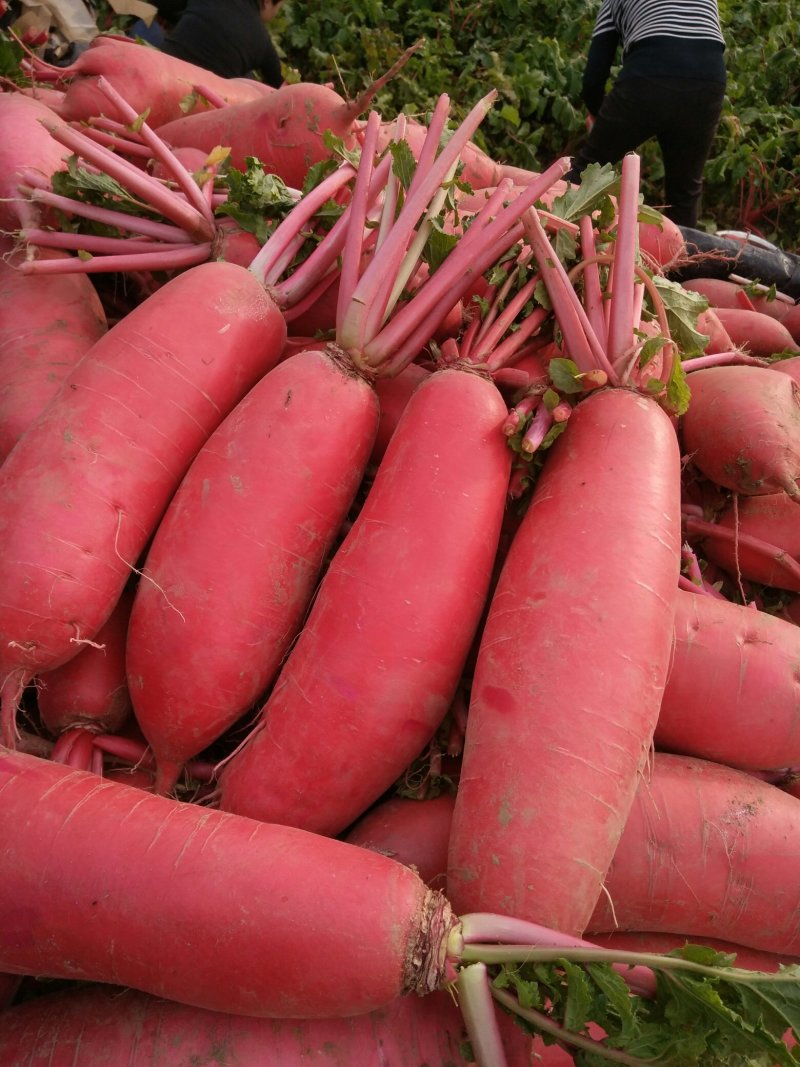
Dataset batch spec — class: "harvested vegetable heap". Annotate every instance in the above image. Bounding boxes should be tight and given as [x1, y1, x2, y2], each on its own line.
[1, 28, 800, 1067]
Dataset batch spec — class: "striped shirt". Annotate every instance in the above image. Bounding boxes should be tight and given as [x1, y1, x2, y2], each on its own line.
[592, 0, 725, 49]
[581, 0, 726, 114]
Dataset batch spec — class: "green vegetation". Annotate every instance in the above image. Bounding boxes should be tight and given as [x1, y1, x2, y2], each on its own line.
[274, 0, 800, 251]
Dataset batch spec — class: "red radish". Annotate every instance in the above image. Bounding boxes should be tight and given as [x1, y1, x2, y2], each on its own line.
[0, 92, 68, 232]
[682, 276, 793, 324]
[156, 46, 422, 189]
[772, 353, 800, 385]
[156, 88, 362, 185]
[371, 361, 431, 463]
[37, 584, 135, 740]
[0, 237, 107, 462]
[0, 748, 673, 1060]
[696, 306, 734, 354]
[126, 350, 379, 793]
[681, 364, 800, 500]
[783, 303, 800, 344]
[345, 793, 457, 891]
[712, 306, 799, 356]
[102, 765, 156, 791]
[446, 155, 683, 936]
[697, 490, 800, 592]
[447, 388, 681, 935]
[217, 367, 512, 836]
[49, 35, 278, 129]
[17, 85, 67, 109]
[0, 984, 479, 1067]
[0, 261, 287, 749]
[655, 588, 800, 770]
[683, 276, 754, 309]
[0, 747, 457, 1017]
[588, 752, 800, 955]
[638, 212, 687, 271]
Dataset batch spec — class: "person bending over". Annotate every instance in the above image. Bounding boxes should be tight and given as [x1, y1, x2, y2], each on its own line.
[566, 0, 726, 228]
[160, 0, 284, 87]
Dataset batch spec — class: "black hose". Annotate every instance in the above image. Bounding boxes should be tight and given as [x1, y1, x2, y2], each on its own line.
[670, 228, 800, 300]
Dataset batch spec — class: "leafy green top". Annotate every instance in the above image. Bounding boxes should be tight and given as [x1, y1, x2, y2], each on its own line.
[488, 944, 800, 1065]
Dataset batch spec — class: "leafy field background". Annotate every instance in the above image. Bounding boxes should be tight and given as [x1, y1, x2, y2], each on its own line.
[272, 0, 799, 252]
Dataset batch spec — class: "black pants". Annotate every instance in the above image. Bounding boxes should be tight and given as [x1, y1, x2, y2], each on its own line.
[567, 76, 725, 228]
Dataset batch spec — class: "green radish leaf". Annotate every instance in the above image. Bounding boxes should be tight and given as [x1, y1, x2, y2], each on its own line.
[50, 158, 152, 230]
[388, 137, 417, 190]
[302, 156, 341, 194]
[562, 959, 595, 1033]
[554, 224, 578, 264]
[637, 202, 666, 227]
[0, 32, 25, 81]
[422, 218, 459, 273]
[665, 352, 691, 417]
[488, 945, 800, 1066]
[55, 157, 142, 204]
[550, 162, 619, 223]
[321, 128, 361, 169]
[637, 333, 669, 369]
[216, 158, 300, 245]
[652, 275, 710, 358]
[548, 356, 584, 394]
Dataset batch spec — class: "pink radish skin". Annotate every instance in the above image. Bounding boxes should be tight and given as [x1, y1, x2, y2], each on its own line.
[0, 982, 549, 1067]
[682, 277, 793, 324]
[156, 84, 362, 187]
[345, 793, 457, 891]
[0, 237, 107, 462]
[371, 362, 431, 463]
[0, 261, 286, 749]
[156, 67, 405, 190]
[700, 490, 800, 592]
[0, 93, 68, 232]
[126, 349, 379, 793]
[0, 748, 456, 1017]
[447, 388, 682, 936]
[655, 588, 800, 770]
[37, 585, 134, 739]
[218, 368, 512, 837]
[0, 984, 478, 1067]
[712, 307, 800, 356]
[638, 213, 687, 271]
[54, 36, 276, 129]
[782, 304, 800, 344]
[772, 354, 800, 385]
[588, 752, 800, 955]
[681, 364, 800, 500]
[696, 307, 734, 355]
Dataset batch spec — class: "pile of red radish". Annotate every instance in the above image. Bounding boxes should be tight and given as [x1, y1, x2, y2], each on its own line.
[2, 34, 800, 1066]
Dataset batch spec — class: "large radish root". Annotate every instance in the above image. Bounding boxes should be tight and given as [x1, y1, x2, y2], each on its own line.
[681, 364, 800, 500]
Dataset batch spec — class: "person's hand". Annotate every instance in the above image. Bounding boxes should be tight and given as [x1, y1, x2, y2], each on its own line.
[585, 113, 596, 132]
[261, 0, 284, 22]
